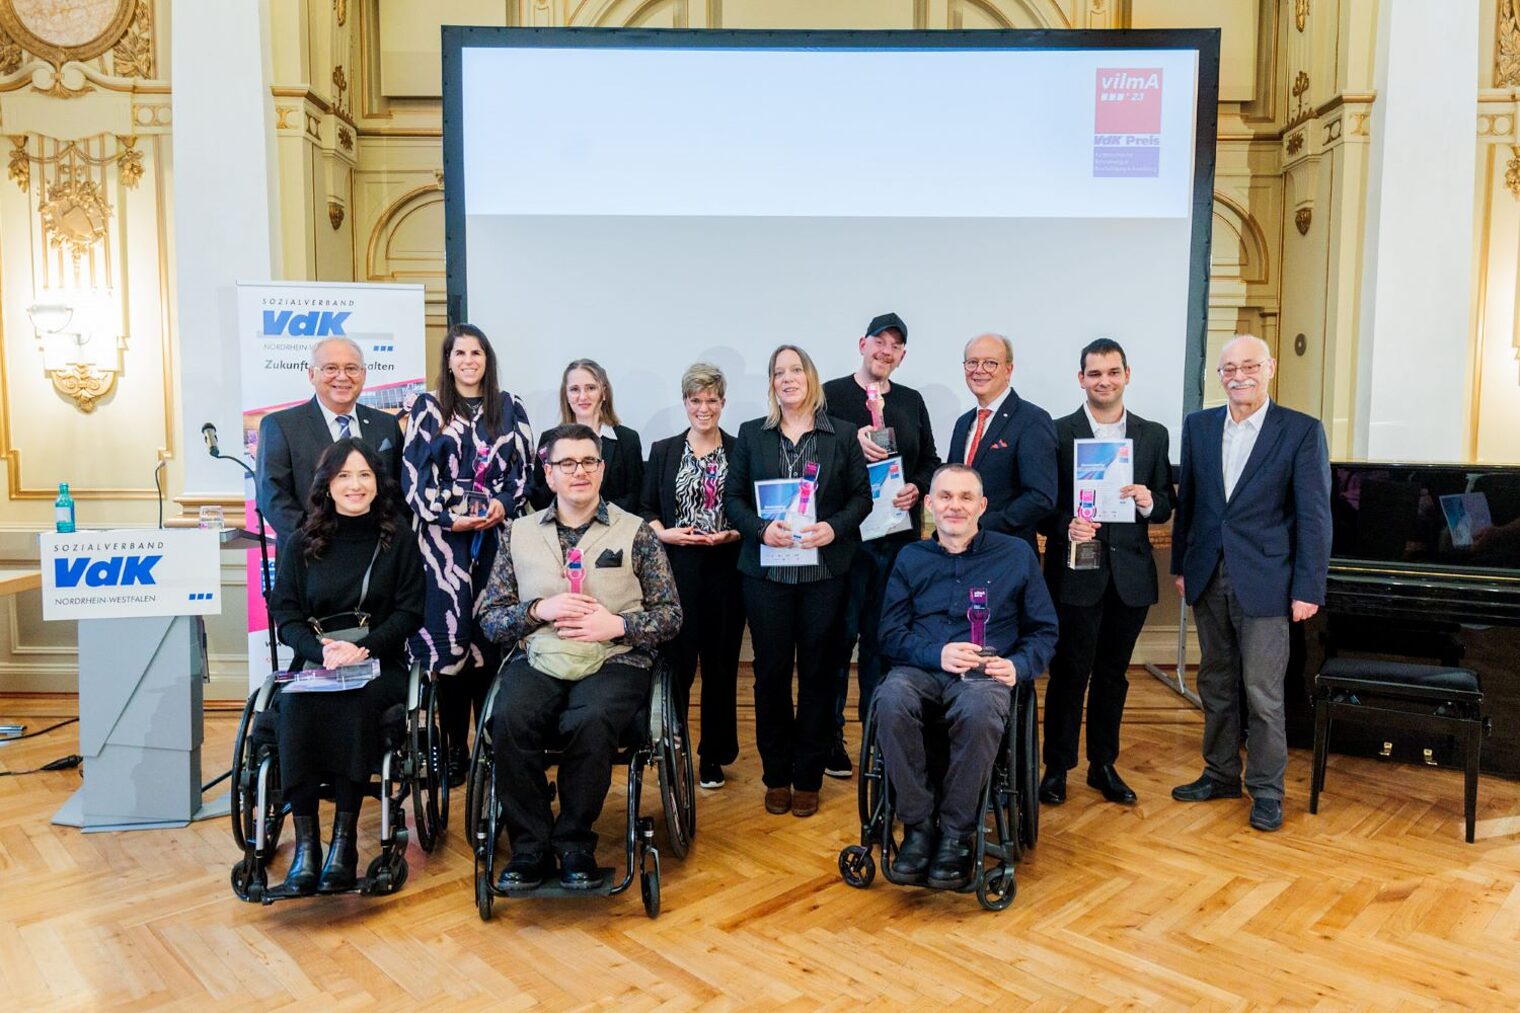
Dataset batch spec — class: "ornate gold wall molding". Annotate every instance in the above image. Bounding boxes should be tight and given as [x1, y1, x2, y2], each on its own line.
[1499, 0, 1520, 87]
[1506, 147, 1520, 199]
[0, 0, 136, 69]
[111, 0, 153, 79]
[1294, 206, 1312, 235]
[1295, 0, 1308, 33]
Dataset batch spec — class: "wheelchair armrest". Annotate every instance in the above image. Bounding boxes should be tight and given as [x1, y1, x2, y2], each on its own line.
[648, 656, 674, 745]
[407, 661, 423, 712]
[253, 672, 282, 713]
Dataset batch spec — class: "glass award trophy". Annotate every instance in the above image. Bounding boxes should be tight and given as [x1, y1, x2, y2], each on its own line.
[964, 586, 996, 679]
[790, 460, 820, 544]
[566, 546, 585, 594]
[865, 384, 898, 454]
[697, 458, 720, 534]
[456, 452, 492, 519]
[1068, 488, 1102, 570]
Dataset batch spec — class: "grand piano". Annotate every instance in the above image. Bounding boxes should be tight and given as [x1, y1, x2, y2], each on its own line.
[1285, 462, 1520, 776]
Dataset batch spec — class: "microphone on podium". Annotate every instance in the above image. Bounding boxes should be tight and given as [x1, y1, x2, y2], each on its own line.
[201, 422, 220, 457]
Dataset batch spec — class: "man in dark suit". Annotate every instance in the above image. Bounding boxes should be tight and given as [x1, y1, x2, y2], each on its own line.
[256, 336, 403, 543]
[947, 333, 1057, 552]
[1169, 334, 1331, 833]
[1038, 339, 1172, 807]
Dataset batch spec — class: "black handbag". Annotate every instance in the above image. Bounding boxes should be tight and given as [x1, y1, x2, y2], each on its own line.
[299, 542, 381, 668]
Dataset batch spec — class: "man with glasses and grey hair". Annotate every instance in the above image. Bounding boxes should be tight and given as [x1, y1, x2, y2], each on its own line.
[256, 335, 403, 542]
[947, 333, 1058, 553]
[1170, 334, 1331, 832]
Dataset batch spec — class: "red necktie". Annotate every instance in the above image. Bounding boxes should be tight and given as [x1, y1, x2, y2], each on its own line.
[965, 408, 992, 465]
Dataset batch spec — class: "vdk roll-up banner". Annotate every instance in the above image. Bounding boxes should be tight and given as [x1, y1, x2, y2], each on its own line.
[236, 281, 425, 688]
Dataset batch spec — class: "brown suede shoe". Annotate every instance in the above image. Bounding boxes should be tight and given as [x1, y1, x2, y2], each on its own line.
[764, 787, 792, 814]
[791, 790, 820, 818]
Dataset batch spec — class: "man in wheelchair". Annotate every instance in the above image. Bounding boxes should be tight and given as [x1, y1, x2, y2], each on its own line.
[875, 464, 1058, 889]
[478, 423, 682, 892]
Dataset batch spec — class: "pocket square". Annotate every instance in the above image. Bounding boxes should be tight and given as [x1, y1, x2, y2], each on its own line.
[378, 437, 394, 452]
[991, 439, 1008, 450]
[595, 548, 624, 568]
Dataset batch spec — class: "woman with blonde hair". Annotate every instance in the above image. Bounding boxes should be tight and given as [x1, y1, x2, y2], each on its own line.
[550, 358, 644, 514]
[724, 345, 871, 818]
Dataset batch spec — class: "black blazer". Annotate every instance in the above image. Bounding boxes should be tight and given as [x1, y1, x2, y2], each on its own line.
[724, 415, 873, 580]
[640, 429, 738, 529]
[256, 396, 403, 543]
[528, 423, 645, 515]
[947, 389, 1058, 550]
[1039, 408, 1173, 608]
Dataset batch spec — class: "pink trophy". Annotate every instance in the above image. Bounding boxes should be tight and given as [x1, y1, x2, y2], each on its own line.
[864, 383, 897, 453]
[566, 546, 585, 595]
[792, 460, 820, 544]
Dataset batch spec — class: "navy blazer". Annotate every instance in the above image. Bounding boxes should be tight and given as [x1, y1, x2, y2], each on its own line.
[1169, 402, 1332, 617]
[947, 389, 1058, 550]
[256, 396, 403, 543]
[724, 415, 873, 580]
[1040, 407, 1173, 609]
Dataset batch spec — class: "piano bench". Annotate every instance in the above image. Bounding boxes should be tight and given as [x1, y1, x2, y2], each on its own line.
[1310, 658, 1487, 843]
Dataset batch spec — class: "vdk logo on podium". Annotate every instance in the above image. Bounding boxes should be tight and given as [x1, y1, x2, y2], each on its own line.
[40, 530, 222, 621]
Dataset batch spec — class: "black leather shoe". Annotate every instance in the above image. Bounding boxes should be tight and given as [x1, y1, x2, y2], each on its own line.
[446, 745, 470, 790]
[279, 815, 323, 896]
[1087, 764, 1138, 805]
[1038, 768, 1067, 805]
[316, 811, 359, 893]
[1249, 797, 1284, 832]
[496, 850, 554, 891]
[559, 849, 604, 890]
[892, 822, 935, 883]
[1170, 774, 1243, 802]
[926, 834, 974, 890]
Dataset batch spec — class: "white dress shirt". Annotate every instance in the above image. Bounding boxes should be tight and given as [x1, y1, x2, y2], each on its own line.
[1082, 404, 1152, 518]
[960, 387, 1012, 464]
[316, 400, 358, 442]
[1222, 399, 1271, 501]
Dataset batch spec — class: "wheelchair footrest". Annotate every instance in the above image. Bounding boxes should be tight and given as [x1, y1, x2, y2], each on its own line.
[496, 869, 618, 899]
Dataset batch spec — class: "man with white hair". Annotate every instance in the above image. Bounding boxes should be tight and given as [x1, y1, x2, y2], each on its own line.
[1169, 334, 1331, 832]
[257, 336, 404, 542]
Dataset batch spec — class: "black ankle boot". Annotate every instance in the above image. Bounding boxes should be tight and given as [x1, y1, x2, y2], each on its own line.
[317, 811, 359, 893]
[280, 815, 323, 896]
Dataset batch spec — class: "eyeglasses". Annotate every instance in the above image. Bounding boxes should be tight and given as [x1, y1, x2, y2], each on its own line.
[1217, 361, 1266, 379]
[548, 457, 604, 475]
[316, 364, 365, 379]
[963, 358, 1006, 374]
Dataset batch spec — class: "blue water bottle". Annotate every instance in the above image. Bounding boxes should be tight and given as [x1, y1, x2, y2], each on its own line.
[54, 482, 75, 533]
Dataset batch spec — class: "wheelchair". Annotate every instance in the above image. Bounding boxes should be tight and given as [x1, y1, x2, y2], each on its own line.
[229, 661, 448, 904]
[465, 655, 695, 920]
[838, 678, 1040, 911]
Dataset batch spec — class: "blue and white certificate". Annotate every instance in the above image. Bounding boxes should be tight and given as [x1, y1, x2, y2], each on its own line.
[1073, 438, 1135, 523]
[755, 478, 819, 567]
[861, 457, 912, 541]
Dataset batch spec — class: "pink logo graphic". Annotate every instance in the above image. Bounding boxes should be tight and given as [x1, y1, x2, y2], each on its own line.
[1094, 68, 1163, 178]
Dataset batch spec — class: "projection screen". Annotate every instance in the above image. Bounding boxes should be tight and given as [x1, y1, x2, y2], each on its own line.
[442, 28, 1219, 456]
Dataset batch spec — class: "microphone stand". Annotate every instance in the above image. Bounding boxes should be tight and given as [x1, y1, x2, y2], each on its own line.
[207, 446, 280, 676]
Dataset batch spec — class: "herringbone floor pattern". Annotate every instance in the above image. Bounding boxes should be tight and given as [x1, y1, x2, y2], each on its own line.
[2, 672, 1518, 1009]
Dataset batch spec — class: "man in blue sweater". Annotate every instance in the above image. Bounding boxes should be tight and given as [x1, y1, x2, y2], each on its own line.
[876, 464, 1059, 889]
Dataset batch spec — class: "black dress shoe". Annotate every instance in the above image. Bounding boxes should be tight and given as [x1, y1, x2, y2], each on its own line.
[496, 850, 554, 891]
[279, 815, 323, 896]
[559, 849, 604, 890]
[1249, 797, 1284, 832]
[927, 834, 974, 890]
[1087, 764, 1138, 805]
[1038, 768, 1067, 805]
[446, 745, 470, 790]
[1171, 774, 1243, 802]
[892, 822, 935, 882]
[316, 811, 359, 894]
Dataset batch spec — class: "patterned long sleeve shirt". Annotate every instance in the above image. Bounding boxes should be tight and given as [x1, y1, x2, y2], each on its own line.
[478, 500, 682, 668]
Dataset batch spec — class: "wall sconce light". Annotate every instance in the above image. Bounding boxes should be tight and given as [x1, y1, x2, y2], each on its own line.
[27, 289, 122, 413]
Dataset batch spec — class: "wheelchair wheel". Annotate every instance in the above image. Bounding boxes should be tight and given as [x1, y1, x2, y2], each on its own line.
[229, 692, 258, 849]
[640, 847, 662, 919]
[1016, 684, 1039, 849]
[976, 866, 1016, 911]
[654, 669, 694, 859]
[839, 844, 876, 888]
[466, 733, 494, 922]
[857, 704, 884, 832]
[410, 679, 446, 853]
[475, 858, 494, 921]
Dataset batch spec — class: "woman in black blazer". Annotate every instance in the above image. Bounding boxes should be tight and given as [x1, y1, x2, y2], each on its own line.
[640, 363, 745, 790]
[725, 345, 872, 818]
[560, 358, 644, 513]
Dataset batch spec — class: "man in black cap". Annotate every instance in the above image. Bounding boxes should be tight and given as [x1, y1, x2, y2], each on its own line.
[820, 312, 941, 777]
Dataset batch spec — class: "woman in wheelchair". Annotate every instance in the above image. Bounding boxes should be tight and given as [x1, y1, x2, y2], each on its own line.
[477, 423, 682, 892]
[267, 438, 425, 895]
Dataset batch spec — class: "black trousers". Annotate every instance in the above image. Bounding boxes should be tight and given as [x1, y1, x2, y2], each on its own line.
[492, 657, 651, 855]
[742, 574, 848, 792]
[833, 538, 906, 729]
[438, 644, 500, 754]
[1042, 575, 1150, 771]
[665, 542, 745, 765]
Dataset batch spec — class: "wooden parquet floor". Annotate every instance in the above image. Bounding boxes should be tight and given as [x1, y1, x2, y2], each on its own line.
[3, 672, 1520, 1009]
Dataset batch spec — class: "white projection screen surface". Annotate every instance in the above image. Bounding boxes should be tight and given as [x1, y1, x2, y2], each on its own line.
[443, 29, 1219, 455]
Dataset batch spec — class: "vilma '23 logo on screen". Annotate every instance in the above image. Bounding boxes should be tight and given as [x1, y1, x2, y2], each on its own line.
[54, 554, 162, 588]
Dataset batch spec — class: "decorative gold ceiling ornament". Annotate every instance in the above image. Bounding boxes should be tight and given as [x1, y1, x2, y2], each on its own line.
[115, 135, 141, 187]
[0, 24, 20, 74]
[50, 361, 115, 413]
[39, 176, 111, 263]
[110, 0, 152, 79]
[335, 0, 348, 28]
[8, 134, 27, 191]
[0, 0, 134, 69]
[1294, 207, 1312, 235]
[328, 199, 345, 230]
[1506, 147, 1520, 200]
[1295, 0, 1309, 33]
[1500, 1, 1520, 88]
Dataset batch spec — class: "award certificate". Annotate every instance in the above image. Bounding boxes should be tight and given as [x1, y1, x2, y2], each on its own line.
[861, 456, 912, 542]
[756, 478, 819, 567]
[1074, 438, 1135, 524]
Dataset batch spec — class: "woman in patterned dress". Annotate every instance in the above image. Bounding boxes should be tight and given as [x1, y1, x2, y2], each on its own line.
[402, 323, 534, 785]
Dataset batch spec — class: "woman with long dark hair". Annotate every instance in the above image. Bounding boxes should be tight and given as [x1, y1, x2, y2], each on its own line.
[268, 438, 425, 895]
[402, 323, 534, 785]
